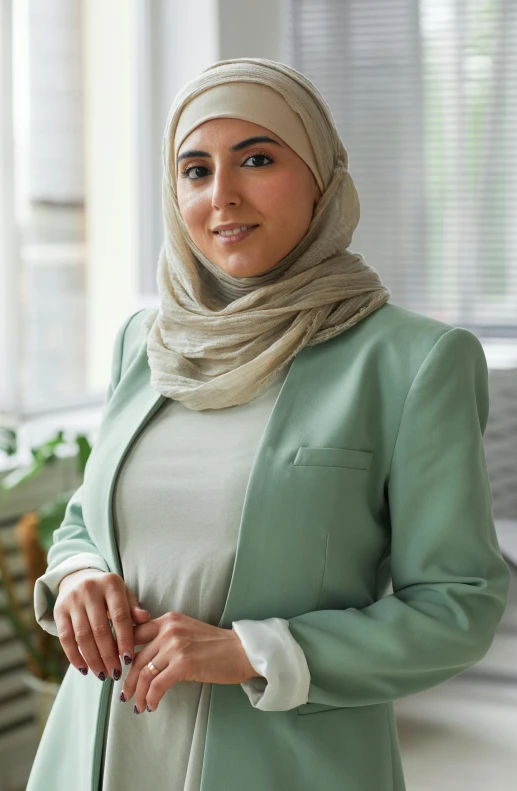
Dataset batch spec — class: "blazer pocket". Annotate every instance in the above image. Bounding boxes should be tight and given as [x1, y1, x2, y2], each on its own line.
[293, 446, 373, 471]
[297, 701, 347, 715]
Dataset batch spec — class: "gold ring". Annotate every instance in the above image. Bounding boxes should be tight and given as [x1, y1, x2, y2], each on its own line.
[147, 660, 160, 676]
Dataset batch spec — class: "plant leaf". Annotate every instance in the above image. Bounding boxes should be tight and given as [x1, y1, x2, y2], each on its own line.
[75, 434, 92, 474]
[0, 427, 17, 455]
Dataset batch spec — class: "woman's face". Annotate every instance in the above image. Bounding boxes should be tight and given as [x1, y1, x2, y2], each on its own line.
[176, 118, 322, 277]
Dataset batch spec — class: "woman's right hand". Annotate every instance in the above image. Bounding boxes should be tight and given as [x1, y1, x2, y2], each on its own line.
[54, 569, 150, 681]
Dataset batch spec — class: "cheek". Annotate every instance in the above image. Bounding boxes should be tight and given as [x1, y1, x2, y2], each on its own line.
[177, 191, 209, 236]
[259, 172, 313, 222]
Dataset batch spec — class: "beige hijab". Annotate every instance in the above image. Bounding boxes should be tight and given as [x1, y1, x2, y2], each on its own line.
[142, 57, 391, 411]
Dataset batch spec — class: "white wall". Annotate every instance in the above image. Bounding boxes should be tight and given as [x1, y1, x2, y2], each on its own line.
[82, 0, 287, 390]
[81, 0, 140, 391]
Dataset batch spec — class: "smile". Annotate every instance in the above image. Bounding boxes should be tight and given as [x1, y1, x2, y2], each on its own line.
[214, 225, 258, 245]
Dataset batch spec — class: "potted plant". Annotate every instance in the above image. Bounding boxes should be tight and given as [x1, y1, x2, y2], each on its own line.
[0, 426, 92, 734]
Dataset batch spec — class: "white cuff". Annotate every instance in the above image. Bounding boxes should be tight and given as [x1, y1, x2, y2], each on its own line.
[34, 553, 110, 636]
[232, 617, 311, 711]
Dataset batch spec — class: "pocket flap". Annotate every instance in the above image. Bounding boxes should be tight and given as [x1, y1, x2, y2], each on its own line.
[297, 701, 346, 715]
[293, 446, 373, 471]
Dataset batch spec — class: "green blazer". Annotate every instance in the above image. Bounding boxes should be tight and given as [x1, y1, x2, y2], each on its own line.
[27, 303, 511, 791]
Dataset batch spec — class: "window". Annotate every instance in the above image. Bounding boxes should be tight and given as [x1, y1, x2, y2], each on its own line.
[2, 0, 89, 422]
[285, 0, 517, 334]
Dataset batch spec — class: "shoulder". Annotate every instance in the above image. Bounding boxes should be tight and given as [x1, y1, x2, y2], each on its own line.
[355, 301, 481, 350]
[360, 302, 454, 341]
[118, 307, 157, 375]
[332, 302, 486, 386]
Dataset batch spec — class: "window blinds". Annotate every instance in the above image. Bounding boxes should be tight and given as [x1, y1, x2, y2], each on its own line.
[285, 0, 517, 334]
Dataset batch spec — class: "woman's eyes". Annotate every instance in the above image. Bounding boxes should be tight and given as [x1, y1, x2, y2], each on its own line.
[180, 152, 274, 181]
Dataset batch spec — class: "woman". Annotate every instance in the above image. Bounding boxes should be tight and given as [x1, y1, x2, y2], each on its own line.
[27, 57, 510, 791]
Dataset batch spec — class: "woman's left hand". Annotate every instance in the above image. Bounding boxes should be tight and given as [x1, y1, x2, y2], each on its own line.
[121, 612, 262, 713]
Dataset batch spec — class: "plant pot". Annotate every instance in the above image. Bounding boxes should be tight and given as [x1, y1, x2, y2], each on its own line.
[21, 670, 61, 738]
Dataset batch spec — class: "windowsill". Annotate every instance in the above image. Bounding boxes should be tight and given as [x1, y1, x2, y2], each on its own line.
[480, 339, 517, 370]
[0, 402, 105, 474]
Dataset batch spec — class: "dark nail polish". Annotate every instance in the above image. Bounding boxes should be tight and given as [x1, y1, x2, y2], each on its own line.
[134, 705, 139, 714]
[146, 705, 152, 712]
[78, 667, 88, 675]
[98, 672, 106, 681]
[123, 653, 132, 666]
[119, 692, 126, 702]
[112, 668, 121, 681]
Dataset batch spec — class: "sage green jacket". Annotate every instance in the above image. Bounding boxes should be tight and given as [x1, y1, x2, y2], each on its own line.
[27, 303, 510, 791]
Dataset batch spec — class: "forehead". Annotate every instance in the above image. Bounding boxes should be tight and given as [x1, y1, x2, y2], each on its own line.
[177, 117, 283, 154]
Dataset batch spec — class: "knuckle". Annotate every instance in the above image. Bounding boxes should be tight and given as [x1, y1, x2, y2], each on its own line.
[165, 612, 179, 630]
[104, 573, 122, 591]
[110, 606, 130, 624]
[81, 577, 100, 593]
[57, 627, 75, 644]
[73, 626, 91, 641]
[163, 623, 176, 639]
[176, 653, 189, 673]
[91, 622, 112, 639]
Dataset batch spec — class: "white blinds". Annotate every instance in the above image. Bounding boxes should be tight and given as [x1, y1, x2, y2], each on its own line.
[285, 0, 517, 334]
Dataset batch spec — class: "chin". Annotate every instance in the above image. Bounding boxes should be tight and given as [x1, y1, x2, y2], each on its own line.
[213, 256, 271, 278]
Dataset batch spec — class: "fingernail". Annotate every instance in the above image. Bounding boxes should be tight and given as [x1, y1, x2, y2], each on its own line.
[123, 652, 132, 666]
[98, 672, 106, 681]
[146, 705, 152, 712]
[78, 667, 88, 675]
[134, 705, 139, 714]
[119, 692, 126, 702]
[112, 668, 121, 681]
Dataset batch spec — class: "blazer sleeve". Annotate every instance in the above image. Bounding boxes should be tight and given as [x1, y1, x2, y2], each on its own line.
[33, 310, 144, 636]
[287, 327, 512, 708]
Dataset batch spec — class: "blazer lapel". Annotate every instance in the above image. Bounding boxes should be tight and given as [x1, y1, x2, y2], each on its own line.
[94, 342, 167, 577]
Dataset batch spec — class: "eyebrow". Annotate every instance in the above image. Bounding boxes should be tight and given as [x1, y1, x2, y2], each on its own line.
[177, 135, 283, 163]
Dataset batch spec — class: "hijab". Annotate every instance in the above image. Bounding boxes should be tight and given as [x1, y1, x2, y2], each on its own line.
[141, 57, 391, 411]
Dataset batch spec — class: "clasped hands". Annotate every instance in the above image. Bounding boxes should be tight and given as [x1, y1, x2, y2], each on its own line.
[54, 569, 262, 716]
[122, 611, 262, 714]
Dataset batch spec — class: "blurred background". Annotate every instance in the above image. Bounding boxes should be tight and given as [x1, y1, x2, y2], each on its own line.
[0, 1, 515, 789]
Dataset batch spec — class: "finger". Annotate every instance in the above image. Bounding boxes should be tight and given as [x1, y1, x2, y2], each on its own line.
[129, 650, 170, 714]
[107, 605, 149, 626]
[132, 620, 159, 646]
[130, 605, 151, 625]
[126, 589, 150, 619]
[54, 607, 90, 675]
[103, 575, 138, 668]
[69, 600, 109, 681]
[82, 579, 122, 681]
[128, 601, 151, 625]
[121, 642, 158, 703]
[144, 663, 176, 713]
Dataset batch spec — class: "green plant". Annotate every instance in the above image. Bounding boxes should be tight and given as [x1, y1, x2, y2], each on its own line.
[0, 428, 92, 683]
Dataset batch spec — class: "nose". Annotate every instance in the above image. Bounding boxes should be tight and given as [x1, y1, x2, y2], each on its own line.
[210, 166, 241, 210]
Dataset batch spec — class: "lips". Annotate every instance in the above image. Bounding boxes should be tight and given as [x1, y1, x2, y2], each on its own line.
[214, 225, 258, 235]
[213, 225, 259, 244]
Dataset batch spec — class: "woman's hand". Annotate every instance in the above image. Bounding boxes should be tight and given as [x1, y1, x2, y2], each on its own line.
[121, 612, 262, 713]
[54, 569, 150, 681]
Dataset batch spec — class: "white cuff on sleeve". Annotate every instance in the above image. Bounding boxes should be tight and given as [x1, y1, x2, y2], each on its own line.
[34, 553, 110, 636]
[231, 617, 311, 711]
